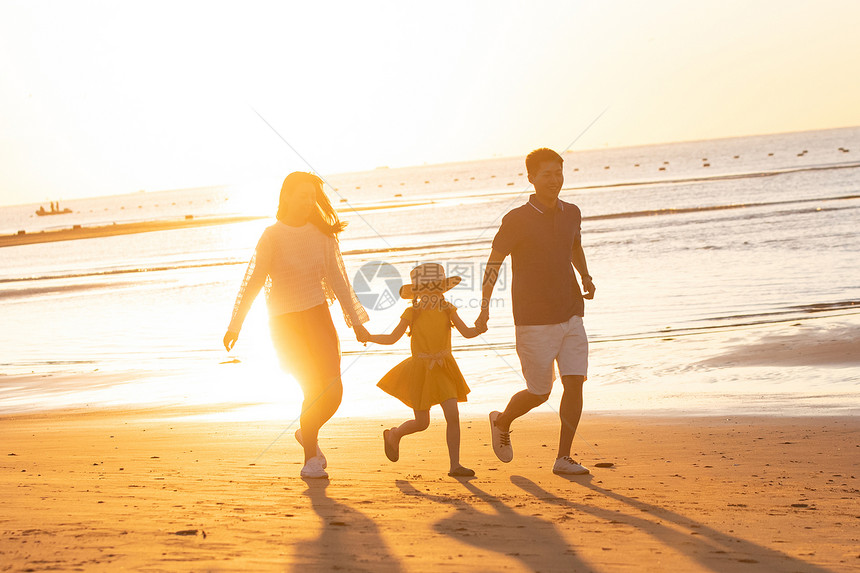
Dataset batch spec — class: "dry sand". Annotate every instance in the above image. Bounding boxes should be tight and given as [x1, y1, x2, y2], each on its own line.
[1, 409, 857, 572]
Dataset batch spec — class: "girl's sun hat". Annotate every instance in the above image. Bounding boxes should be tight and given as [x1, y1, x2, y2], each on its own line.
[399, 263, 461, 299]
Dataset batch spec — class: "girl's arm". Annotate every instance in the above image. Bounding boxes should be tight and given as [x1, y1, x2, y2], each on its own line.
[366, 318, 409, 345]
[450, 309, 481, 339]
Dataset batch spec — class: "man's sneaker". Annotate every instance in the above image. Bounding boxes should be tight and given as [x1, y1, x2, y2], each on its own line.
[489, 411, 513, 462]
[552, 456, 590, 475]
[300, 456, 328, 479]
[295, 428, 326, 469]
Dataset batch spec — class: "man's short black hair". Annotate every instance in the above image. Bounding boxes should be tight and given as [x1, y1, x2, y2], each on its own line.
[526, 148, 564, 178]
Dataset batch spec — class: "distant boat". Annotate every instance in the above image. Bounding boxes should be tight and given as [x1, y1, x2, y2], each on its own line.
[36, 204, 72, 216]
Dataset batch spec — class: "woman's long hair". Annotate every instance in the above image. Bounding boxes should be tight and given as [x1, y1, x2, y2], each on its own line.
[276, 171, 346, 237]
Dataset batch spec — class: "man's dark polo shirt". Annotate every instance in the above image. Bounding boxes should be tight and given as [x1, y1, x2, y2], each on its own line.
[492, 194, 584, 325]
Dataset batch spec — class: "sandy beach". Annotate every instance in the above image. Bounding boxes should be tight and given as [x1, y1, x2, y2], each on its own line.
[0, 199, 435, 249]
[2, 409, 857, 572]
[0, 215, 265, 248]
[3, 1, 860, 570]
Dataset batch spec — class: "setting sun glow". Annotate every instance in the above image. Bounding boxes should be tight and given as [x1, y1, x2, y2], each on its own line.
[1, 1, 859, 206]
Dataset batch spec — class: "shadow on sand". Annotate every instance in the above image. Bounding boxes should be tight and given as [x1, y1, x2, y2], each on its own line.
[511, 474, 835, 573]
[396, 477, 588, 571]
[294, 478, 403, 573]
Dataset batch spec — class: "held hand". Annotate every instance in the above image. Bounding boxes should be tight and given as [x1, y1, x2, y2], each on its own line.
[223, 330, 238, 352]
[582, 277, 596, 300]
[475, 308, 490, 334]
[353, 323, 370, 344]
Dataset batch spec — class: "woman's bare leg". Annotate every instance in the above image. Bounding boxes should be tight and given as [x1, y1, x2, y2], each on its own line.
[294, 307, 342, 463]
[298, 372, 343, 462]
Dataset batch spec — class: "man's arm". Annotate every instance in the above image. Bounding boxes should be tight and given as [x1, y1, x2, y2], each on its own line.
[571, 241, 595, 300]
[476, 248, 507, 332]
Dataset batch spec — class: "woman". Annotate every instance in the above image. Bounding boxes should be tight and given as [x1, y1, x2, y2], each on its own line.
[223, 171, 370, 479]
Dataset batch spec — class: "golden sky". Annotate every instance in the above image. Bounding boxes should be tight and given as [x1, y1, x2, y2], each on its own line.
[1, 0, 859, 205]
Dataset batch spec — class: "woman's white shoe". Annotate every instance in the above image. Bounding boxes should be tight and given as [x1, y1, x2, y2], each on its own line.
[300, 456, 328, 479]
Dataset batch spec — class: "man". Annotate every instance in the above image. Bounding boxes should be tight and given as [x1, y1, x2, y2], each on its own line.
[475, 148, 595, 475]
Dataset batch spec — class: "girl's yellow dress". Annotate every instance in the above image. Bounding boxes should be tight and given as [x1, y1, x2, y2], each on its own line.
[377, 302, 470, 410]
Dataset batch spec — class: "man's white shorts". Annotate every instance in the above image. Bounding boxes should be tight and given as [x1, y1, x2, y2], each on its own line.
[515, 315, 588, 395]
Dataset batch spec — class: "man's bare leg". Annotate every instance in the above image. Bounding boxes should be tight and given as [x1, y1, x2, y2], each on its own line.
[494, 389, 549, 431]
[557, 375, 584, 459]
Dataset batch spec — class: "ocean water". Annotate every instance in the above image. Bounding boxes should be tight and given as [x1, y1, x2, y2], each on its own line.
[1, 127, 858, 419]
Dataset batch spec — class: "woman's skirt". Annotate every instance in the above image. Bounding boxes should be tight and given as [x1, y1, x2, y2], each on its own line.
[269, 304, 341, 390]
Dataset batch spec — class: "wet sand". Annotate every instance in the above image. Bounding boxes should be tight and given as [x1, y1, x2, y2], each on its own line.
[0, 215, 265, 248]
[0, 199, 438, 248]
[697, 322, 860, 368]
[2, 409, 857, 572]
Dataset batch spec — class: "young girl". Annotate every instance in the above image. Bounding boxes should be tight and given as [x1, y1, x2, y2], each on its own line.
[362, 263, 481, 477]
